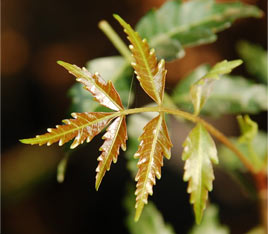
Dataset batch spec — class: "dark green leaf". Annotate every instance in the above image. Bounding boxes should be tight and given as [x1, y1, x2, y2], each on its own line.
[182, 123, 218, 224]
[237, 41, 267, 84]
[136, 0, 262, 60]
[171, 65, 268, 116]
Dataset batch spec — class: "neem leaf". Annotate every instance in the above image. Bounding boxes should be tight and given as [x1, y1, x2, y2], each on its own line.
[114, 14, 167, 105]
[68, 56, 133, 113]
[190, 60, 242, 115]
[237, 41, 267, 84]
[189, 205, 229, 234]
[134, 114, 172, 221]
[96, 116, 127, 190]
[182, 123, 218, 224]
[20, 112, 115, 149]
[136, 0, 262, 60]
[58, 61, 124, 111]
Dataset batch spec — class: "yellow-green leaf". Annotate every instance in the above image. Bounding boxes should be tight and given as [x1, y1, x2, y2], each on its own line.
[182, 123, 218, 224]
[190, 60, 242, 115]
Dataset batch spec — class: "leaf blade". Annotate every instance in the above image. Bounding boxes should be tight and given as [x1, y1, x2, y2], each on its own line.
[182, 123, 218, 224]
[134, 114, 172, 221]
[95, 116, 128, 190]
[58, 61, 124, 111]
[114, 14, 166, 104]
[20, 112, 115, 149]
[136, 0, 262, 60]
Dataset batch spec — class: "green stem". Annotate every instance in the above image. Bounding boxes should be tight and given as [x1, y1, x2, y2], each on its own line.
[98, 20, 133, 64]
[118, 106, 256, 175]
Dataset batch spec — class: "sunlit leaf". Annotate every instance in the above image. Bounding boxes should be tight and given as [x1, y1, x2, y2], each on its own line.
[58, 61, 124, 111]
[69, 56, 133, 113]
[182, 123, 218, 224]
[20, 112, 115, 149]
[190, 60, 242, 115]
[171, 65, 268, 116]
[189, 205, 229, 234]
[237, 41, 267, 84]
[114, 14, 167, 105]
[237, 115, 257, 143]
[134, 114, 172, 221]
[136, 0, 262, 60]
[95, 116, 127, 190]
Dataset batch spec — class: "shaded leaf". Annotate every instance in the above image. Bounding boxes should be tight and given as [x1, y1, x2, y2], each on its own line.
[237, 41, 267, 84]
[134, 114, 172, 221]
[182, 123, 218, 224]
[171, 65, 268, 116]
[20, 112, 115, 149]
[58, 61, 124, 111]
[189, 205, 229, 234]
[136, 0, 262, 60]
[246, 226, 266, 234]
[114, 14, 166, 104]
[69, 56, 134, 113]
[124, 184, 175, 234]
[57, 152, 70, 183]
[190, 60, 242, 115]
[95, 116, 127, 190]
[237, 115, 257, 143]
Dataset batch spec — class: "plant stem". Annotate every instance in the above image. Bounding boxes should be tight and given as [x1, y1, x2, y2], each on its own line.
[98, 20, 133, 64]
[119, 106, 256, 175]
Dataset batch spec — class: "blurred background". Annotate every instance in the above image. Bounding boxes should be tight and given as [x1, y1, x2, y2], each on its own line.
[1, 0, 267, 233]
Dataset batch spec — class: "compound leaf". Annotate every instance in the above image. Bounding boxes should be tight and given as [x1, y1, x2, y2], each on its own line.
[190, 60, 242, 115]
[20, 112, 115, 149]
[96, 116, 127, 190]
[182, 123, 218, 224]
[134, 114, 172, 221]
[114, 14, 167, 105]
[136, 0, 262, 60]
[58, 61, 124, 111]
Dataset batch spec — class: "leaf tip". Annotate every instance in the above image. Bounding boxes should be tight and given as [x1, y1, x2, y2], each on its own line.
[134, 203, 144, 222]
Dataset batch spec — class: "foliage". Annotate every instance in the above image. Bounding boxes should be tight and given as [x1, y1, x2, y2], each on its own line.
[20, 0, 266, 230]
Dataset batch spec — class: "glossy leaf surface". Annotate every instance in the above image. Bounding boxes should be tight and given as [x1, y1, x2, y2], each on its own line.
[190, 60, 242, 115]
[114, 15, 166, 105]
[237, 41, 267, 84]
[136, 0, 262, 60]
[58, 61, 124, 111]
[69, 56, 133, 113]
[134, 114, 172, 221]
[182, 123, 218, 224]
[172, 65, 268, 116]
[20, 112, 114, 149]
[96, 116, 127, 190]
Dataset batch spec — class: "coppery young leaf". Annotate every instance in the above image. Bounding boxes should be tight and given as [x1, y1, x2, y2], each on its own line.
[134, 114, 172, 221]
[114, 15, 167, 105]
[20, 112, 115, 149]
[95, 116, 127, 190]
[58, 61, 124, 111]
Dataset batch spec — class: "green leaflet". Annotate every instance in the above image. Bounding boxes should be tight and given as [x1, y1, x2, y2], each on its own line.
[124, 184, 175, 234]
[136, 0, 262, 60]
[182, 123, 218, 224]
[190, 60, 242, 115]
[69, 56, 133, 113]
[171, 65, 268, 116]
[237, 41, 267, 84]
[189, 205, 229, 234]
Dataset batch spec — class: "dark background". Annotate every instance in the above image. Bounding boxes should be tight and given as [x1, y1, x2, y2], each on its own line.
[1, 0, 267, 233]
